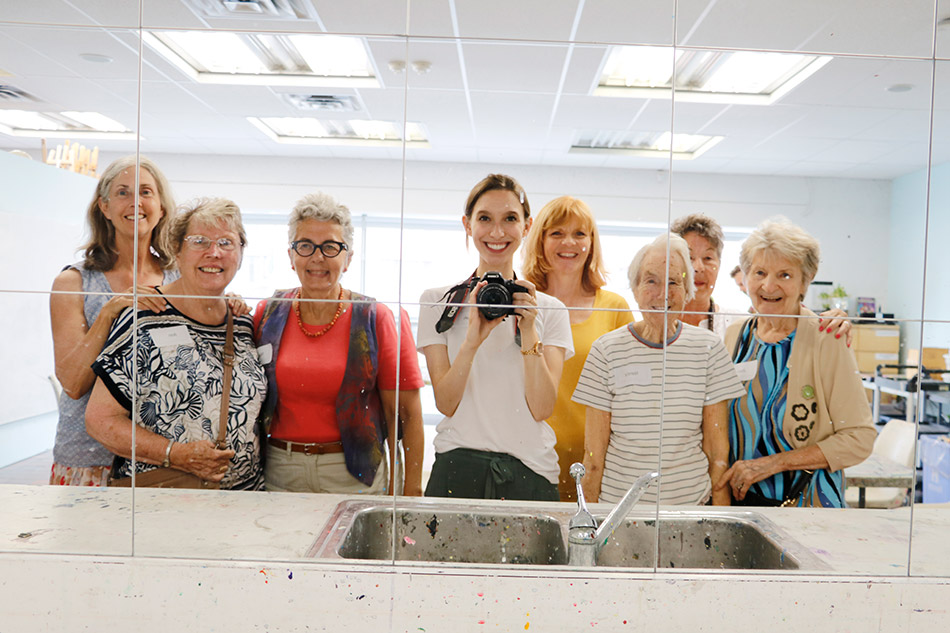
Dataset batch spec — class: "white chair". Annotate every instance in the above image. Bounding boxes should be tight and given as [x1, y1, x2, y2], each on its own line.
[845, 419, 917, 508]
[48, 374, 63, 401]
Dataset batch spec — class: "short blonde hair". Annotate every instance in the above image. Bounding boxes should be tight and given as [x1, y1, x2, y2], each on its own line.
[627, 234, 696, 302]
[168, 198, 246, 254]
[522, 195, 607, 293]
[740, 218, 820, 285]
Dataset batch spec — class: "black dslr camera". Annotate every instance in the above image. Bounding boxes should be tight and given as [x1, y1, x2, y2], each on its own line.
[475, 272, 528, 320]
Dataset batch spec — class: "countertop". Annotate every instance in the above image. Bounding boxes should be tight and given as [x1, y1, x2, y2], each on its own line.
[2, 484, 949, 576]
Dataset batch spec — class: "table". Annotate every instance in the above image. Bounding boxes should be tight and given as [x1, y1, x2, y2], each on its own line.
[862, 374, 950, 425]
[845, 453, 915, 508]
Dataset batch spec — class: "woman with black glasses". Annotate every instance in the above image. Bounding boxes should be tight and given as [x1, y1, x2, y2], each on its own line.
[253, 192, 425, 495]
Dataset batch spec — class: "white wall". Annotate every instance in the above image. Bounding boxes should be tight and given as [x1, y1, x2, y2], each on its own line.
[0, 152, 95, 429]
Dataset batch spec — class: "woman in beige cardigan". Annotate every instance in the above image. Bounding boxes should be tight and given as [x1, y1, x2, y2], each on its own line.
[716, 219, 875, 507]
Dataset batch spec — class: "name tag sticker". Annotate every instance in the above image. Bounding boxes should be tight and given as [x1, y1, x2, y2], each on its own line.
[257, 343, 273, 365]
[734, 360, 758, 382]
[614, 365, 652, 388]
[149, 325, 192, 348]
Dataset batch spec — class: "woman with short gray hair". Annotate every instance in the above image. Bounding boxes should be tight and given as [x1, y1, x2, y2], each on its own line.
[718, 219, 875, 507]
[254, 192, 426, 496]
[574, 234, 745, 506]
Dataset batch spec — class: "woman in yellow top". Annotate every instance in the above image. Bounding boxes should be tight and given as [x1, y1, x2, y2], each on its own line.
[523, 196, 632, 501]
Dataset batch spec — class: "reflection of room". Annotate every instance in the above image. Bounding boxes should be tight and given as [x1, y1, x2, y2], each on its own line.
[2, 1, 950, 630]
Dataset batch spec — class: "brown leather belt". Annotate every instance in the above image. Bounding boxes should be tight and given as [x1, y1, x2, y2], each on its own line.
[267, 437, 344, 455]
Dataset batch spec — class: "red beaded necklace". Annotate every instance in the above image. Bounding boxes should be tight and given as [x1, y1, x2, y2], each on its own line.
[294, 286, 344, 338]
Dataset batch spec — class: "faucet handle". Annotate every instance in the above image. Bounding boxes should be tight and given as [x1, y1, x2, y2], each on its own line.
[569, 462, 596, 530]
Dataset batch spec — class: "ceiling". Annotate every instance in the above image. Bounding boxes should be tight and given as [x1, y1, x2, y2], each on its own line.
[2, 0, 950, 179]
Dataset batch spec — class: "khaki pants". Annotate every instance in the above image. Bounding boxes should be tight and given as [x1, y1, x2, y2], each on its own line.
[264, 447, 388, 494]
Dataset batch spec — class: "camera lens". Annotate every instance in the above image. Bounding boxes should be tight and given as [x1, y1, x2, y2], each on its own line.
[476, 283, 512, 320]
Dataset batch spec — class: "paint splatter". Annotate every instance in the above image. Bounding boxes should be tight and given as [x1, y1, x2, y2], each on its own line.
[288, 571, 293, 580]
[404, 536, 416, 545]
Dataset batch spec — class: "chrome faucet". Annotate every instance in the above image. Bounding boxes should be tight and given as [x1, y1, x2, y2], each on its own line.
[567, 462, 660, 566]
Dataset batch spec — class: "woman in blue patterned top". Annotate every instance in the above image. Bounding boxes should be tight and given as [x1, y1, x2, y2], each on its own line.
[86, 198, 266, 490]
[718, 219, 875, 507]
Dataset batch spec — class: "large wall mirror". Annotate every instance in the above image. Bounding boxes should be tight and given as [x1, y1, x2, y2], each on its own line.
[1, 0, 947, 576]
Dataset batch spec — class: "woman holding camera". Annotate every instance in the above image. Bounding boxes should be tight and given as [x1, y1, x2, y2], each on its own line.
[417, 174, 573, 501]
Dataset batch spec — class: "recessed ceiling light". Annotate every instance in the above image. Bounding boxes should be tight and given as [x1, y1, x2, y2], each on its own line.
[247, 117, 429, 147]
[595, 46, 831, 105]
[887, 83, 914, 93]
[570, 130, 722, 160]
[0, 110, 134, 139]
[144, 31, 378, 88]
[79, 53, 114, 64]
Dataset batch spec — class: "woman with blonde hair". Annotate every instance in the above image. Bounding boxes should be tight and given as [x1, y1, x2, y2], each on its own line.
[49, 155, 178, 486]
[522, 195, 632, 501]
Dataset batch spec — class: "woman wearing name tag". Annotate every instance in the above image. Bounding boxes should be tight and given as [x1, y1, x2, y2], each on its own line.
[49, 156, 179, 487]
[253, 193, 425, 495]
[85, 198, 266, 490]
[573, 234, 745, 506]
[521, 196, 632, 501]
[417, 174, 574, 501]
[716, 219, 875, 507]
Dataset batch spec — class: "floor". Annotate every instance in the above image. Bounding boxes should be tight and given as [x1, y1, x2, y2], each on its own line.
[0, 450, 51, 485]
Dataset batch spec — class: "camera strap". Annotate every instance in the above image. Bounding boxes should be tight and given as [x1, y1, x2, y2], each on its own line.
[434, 270, 522, 346]
[435, 270, 479, 334]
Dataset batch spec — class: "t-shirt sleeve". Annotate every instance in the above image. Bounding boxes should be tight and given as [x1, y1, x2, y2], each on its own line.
[375, 303, 425, 391]
[540, 296, 575, 360]
[704, 334, 747, 404]
[90, 307, 137, 412]
[252, 298, 267, 333]
[571, 335, 613, 412]
[416, 287, 447, 351]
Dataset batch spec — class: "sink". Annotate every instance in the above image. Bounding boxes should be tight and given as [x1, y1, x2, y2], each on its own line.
[308, 501, 566, 565]
[308, 501, 828, 571]
[594, 511, 816, 569]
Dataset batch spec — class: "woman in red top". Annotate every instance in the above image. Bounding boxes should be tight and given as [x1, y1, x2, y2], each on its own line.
[253, 192, 425, 495]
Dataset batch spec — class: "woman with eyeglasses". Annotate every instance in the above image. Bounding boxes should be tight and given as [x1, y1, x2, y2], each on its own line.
[86, 198, 266, 489]
[253, 193, 425, 495]
[49, 156, 179, 487]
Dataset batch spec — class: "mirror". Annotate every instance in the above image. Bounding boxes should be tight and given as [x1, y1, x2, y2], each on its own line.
[911, 56, 950, 576]
[0, 0, 945, 576]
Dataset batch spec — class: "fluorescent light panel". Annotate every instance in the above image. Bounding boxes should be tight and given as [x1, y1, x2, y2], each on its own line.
[596, 46, 831, 105]
[248, 117, 429, 147]
[0, 110, 134, 139]
[144, 31, 378, 88]
[571, 130, 722, 160]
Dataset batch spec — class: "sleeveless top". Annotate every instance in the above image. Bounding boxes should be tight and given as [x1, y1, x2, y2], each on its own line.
[52, 262, 178, 467]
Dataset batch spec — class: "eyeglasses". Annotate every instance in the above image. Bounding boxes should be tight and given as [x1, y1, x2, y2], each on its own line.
[183, 235, 240, 252]
[290, 240, 348, 258]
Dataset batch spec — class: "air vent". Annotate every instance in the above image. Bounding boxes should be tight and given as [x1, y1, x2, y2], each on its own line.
[0, 85, 35, 102]
[181, 0, 316, 20]
[282, 94, 360, 112]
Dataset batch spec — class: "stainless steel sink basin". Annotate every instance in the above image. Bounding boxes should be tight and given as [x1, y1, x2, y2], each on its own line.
[308, 501, 828, 571]
[308, 501, 566, 564]
[594, 511, 815, 569]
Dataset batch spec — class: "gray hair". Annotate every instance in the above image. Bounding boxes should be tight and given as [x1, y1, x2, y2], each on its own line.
[168, 197, 246, 254]
[627, 234, 696, 302]
[288, 192, 354, 249]
[740, 218, 820, 286]
[671, 213, 725, 258]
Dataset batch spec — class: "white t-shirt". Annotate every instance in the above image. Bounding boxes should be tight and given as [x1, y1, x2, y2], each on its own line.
[417, 284, 574, 484]
[572, 322, 744, 505]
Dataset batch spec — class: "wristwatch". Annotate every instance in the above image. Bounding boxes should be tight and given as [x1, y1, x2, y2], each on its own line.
[521, 340, 543, 356]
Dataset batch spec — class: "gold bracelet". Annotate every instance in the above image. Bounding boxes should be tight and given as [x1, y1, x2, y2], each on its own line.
[521, 341, 543, 356]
